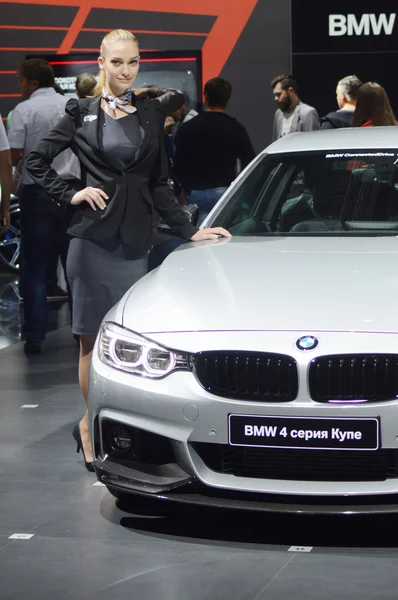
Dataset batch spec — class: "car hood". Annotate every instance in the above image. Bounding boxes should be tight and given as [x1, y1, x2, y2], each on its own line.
[122, 236, 398, 334]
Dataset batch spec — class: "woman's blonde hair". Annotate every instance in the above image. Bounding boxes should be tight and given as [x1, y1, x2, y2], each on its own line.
[93, 29, 139, 96]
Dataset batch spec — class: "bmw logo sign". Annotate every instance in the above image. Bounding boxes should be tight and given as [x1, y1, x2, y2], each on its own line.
[296, 336, 319, 351]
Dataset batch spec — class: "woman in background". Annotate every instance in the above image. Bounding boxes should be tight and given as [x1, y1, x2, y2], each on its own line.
[351, 82, 397, 127]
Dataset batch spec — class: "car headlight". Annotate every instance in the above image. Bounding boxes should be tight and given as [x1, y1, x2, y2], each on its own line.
[98, 322, 191, 378]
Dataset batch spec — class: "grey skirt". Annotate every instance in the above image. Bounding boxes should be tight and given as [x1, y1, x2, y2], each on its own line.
[66, 237, 148, 336]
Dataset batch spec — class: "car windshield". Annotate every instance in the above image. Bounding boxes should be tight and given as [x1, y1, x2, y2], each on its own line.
[211, 150, 398, 236]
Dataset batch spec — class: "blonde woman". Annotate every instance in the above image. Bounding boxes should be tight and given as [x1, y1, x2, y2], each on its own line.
[25, 29, 230, 470]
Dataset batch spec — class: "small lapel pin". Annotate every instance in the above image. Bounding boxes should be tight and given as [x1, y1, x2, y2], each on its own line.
[84, 115, 97, 123]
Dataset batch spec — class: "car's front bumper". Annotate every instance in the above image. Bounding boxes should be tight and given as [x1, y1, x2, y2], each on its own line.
[89, 330, 398, 514]
[93, 472, 398, 515]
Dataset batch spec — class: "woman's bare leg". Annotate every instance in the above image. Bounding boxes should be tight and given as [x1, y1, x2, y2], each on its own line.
[78, 334, 96, 463]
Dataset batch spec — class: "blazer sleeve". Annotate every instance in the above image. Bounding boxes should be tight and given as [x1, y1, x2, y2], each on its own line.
[149, 106, 198, 240]
[320, 117, 334, 130]
[173, 123, 190, 191]
[145, 86, 185, 116]
[302, 108, 320, 132]
[272, 111, 279, 142]
[24, 100, 78, 206]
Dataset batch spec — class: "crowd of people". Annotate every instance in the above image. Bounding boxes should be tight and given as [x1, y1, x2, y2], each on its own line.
[0, 28, 396, 468]
[0, 59, 396, 359]
[271, 73, 397, 138]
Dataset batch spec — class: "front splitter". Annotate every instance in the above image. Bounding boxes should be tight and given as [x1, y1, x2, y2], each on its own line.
[98, 473, 398, 515]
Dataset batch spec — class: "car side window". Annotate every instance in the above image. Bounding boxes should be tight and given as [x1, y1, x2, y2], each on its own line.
[213, 158, 280, 233]
[213, 150, 398, 236]
[275, 169, 314, 230]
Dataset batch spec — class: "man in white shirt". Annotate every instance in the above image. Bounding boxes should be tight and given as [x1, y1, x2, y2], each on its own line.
[271, 74, 320, 141]
[0, 115, 12, 233]
[8, 58, 81, 353]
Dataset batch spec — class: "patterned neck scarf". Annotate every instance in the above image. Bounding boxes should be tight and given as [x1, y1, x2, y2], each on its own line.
[101, 86, 136, 115]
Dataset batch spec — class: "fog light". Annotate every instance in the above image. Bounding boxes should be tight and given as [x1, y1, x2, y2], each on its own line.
[108, 426, 133, 454]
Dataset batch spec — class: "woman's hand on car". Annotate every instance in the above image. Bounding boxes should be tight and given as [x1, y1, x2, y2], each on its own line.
[190, 227, 231, 241]
[70, 187, 108, 211]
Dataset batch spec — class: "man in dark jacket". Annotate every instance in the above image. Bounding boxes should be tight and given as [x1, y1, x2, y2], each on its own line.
[321, 75, 362, 129]
[175, 77, 255, 224]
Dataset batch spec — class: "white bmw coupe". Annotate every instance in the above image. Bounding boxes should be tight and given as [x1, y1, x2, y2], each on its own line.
[89, 127, 398, 514]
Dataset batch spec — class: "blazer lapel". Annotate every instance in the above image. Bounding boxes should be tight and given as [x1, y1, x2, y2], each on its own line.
[80, 97, 103, 159]
[79, 97, 153, 171]
[130, 101, 152, 166]
[291, 102, 302, 132]
[276, 110, 283, 139]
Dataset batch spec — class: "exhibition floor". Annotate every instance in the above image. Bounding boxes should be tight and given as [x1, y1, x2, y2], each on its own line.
[0, 301, 398, 598]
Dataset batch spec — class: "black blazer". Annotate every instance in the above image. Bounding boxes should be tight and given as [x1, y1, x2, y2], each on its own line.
[25, 95, 198, 251]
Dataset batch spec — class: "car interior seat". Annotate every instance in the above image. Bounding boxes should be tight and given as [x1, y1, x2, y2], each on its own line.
[349, 165, 398, 223]
[290, 170, 352, 232]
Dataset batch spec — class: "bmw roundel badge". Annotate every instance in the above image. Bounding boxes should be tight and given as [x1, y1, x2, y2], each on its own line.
[296, 336, 319, 351]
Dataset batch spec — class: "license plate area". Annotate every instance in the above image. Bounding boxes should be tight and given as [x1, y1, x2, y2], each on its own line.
[228, 414, 380, 450]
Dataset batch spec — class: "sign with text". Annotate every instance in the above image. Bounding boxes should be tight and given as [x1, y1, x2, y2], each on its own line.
[292, 0, 398, 120]
[229, 414, 380, 451]
[292, 1, 398, 52]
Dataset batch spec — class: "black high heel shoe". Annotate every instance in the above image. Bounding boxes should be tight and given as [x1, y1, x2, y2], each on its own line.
[72, 424, 95, 472]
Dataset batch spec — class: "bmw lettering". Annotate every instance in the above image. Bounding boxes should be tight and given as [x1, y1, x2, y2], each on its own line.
[229, 415, 379, 451]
